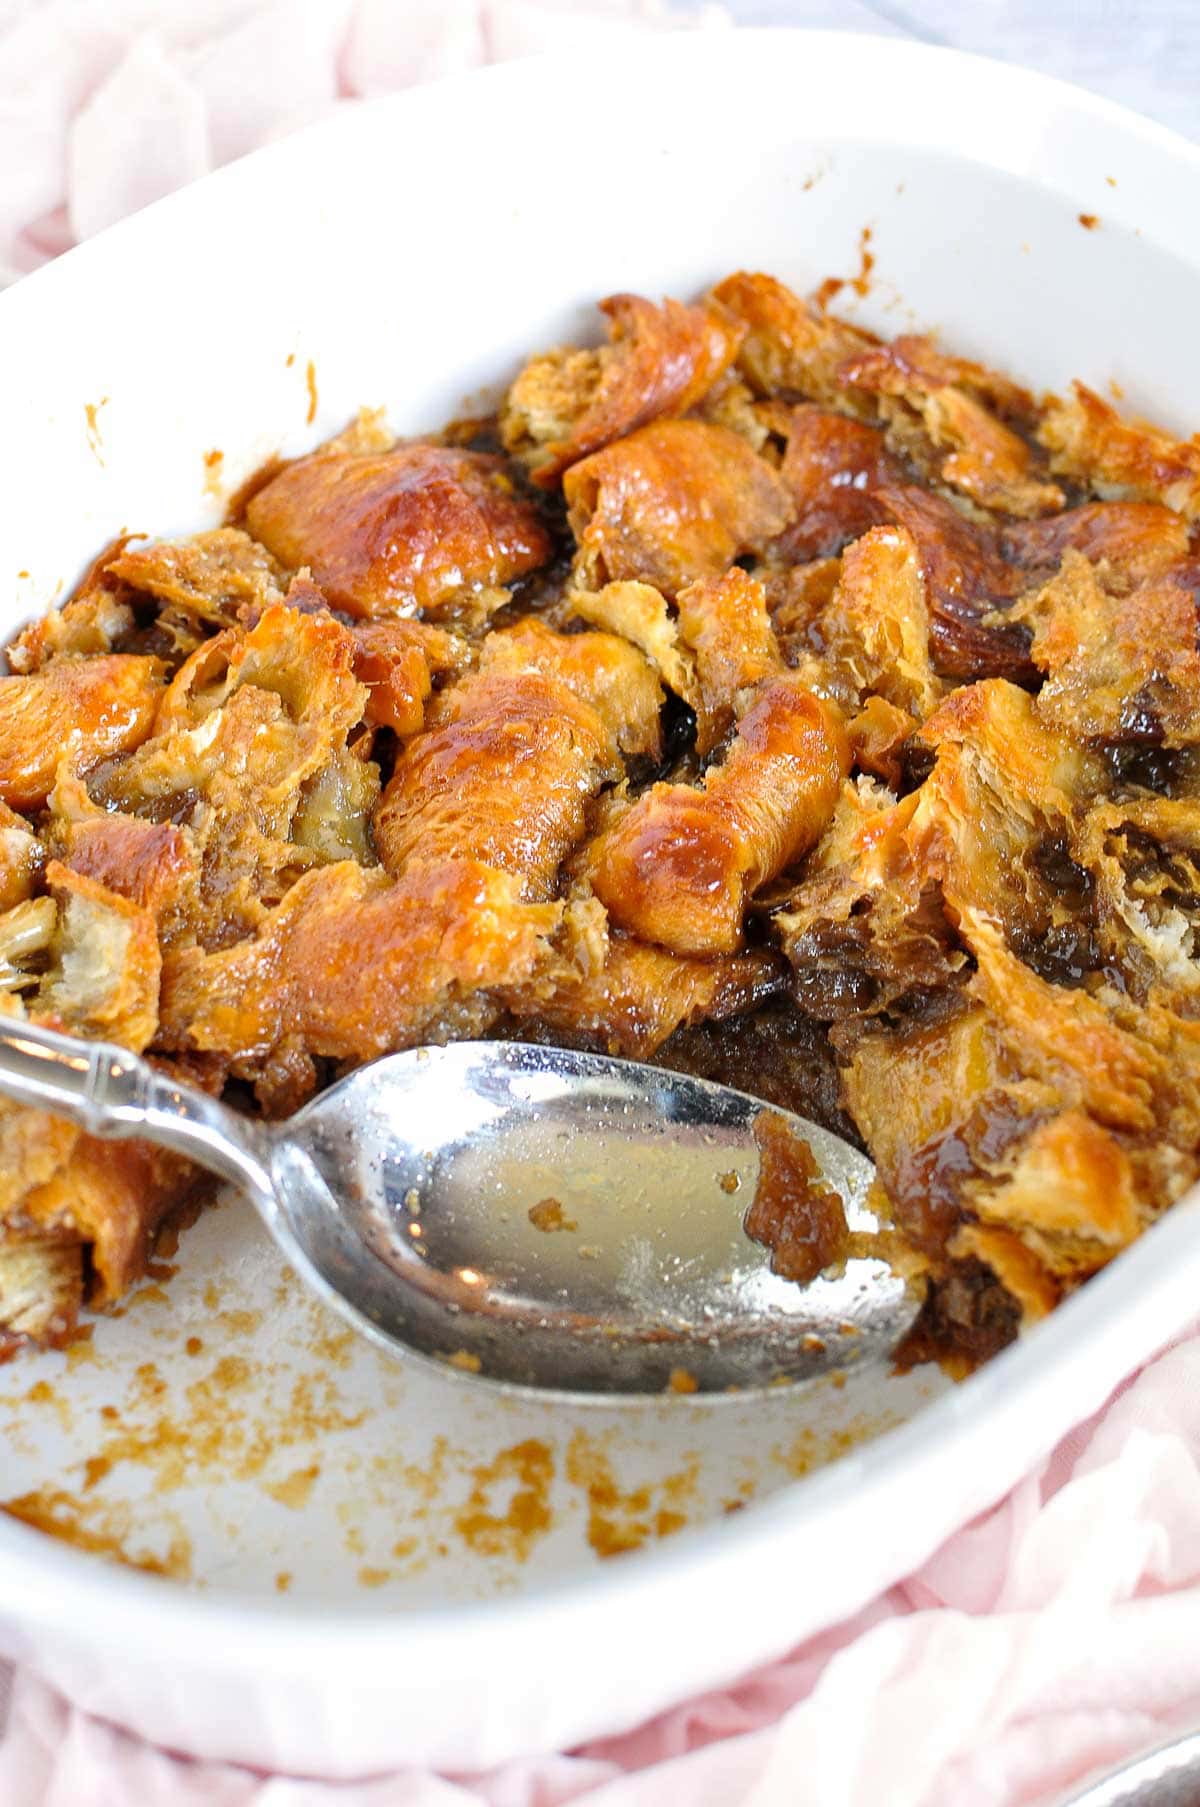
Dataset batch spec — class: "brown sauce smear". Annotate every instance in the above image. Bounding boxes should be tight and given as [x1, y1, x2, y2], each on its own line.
[453, 1438, 554, 1560]
[814, 225, 875, 310]
[2, 1486, 192, 1579]
[565, 1431, 698, 1558]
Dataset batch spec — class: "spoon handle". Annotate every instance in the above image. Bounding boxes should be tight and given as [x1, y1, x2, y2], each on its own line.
[0, 1017, 274, 1203]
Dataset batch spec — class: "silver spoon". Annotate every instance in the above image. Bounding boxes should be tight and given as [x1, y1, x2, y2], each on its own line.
[0, 1018, 916, 1395]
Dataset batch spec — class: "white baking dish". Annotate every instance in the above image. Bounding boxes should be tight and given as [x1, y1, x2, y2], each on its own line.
[1, 28, 1199, 1779]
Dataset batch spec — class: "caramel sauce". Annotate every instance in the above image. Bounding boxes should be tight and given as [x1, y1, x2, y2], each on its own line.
[265, 1462, 321, 1510]
[565, 1431, 698, 1559]
[20, 1378, 72, 1434]
[775, 1410, 904, 1480]
[65, 1326, 95, 1371]
[895, 1256, 1021, 1375]
[814, 226, 874, 311]
[3, 1486, 191, 1579]
[83, 397, 109, 466]
[128, 1283, 170, 1309]
[223, 455, 286, 525]
[203, 448, 225, 498]
[82, 1455, 111, 1490]
[528, 1197, 577, 1232]
[1, 1264, 913, 1586]
[453, 1438, 554, 1560]
[54, 1351, 366, 1500]
[891, 1129, 976, 1255]
[851, 225, 875, 297]
[744, 1112, 848, 1285]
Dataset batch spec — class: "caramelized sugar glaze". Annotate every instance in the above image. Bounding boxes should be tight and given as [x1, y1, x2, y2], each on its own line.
[3, 273, 1200, 1371]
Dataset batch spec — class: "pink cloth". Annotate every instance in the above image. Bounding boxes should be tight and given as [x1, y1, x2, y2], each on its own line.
[2, 3, 1199, 1801]
[7, 1330, 1200, 1804]
[0, 0, 725, 283]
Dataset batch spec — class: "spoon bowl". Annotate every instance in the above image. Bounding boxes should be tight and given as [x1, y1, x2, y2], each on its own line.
[0, 1021, 917, 1394]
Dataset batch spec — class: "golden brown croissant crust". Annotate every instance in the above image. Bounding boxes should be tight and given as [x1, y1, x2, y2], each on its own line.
[4, 272, 1200, 1371]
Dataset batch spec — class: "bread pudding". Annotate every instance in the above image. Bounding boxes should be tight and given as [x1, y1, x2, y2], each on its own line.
[2, 271, 1199, 1374]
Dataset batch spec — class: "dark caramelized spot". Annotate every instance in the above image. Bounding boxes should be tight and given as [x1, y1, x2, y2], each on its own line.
[657, 1001, 858, 1146]
[528, 1198, 577, 1233]
[874, 485, 1036, 683]
[769, 406, 901, 560]
[968, 1092, 1050, 1167]
[441, 415, 506, 457]
[655, 693, 698, 775]
[1013, 920, 1099, 988]
[899, 738, 937, 793]
[791, 964, 880, 1021]
[894, 1257, 1021, 1374]
[889, 1128, 976, 1257]
[1030, 834, 1093, 911]
[1000, 501, 1190, 586]
[744, 1110, 849, 1285]
[1114, 686, 1166, 744]
[1103, 742, 1195, 797]
[1007, 840, 1099, 985]
[1108, 824, 1200, 916]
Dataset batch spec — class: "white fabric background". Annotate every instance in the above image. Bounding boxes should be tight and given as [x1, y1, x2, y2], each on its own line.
[727, 0, 1199, 139]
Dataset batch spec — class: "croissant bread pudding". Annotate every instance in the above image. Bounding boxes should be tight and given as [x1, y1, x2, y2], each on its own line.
[2, 271, 1199, 1376]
